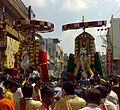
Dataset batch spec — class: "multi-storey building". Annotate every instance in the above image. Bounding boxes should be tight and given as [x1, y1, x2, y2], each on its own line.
[107, 18, 120, 75]
[63, 53, 69, 70]
[44, 38, 64, 78]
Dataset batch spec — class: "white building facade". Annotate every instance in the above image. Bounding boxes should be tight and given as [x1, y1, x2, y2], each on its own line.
[111, 18, 120, 59]
[108, 18, 120, 75]
[44, 38, 64, 78]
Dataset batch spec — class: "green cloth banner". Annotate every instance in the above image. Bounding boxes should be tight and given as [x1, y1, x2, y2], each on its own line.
[94, 52, 106, 80]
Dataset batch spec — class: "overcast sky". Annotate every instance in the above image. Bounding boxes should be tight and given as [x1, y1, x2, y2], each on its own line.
[22, 0, 120, 54]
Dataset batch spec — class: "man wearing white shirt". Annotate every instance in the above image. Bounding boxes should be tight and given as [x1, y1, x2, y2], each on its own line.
[14, 87, 23, 110]
[20, 84, 42, 110]
[96, 85, 117, 110]
[102, 82, 119, 110]
[80, 88, 102, 110]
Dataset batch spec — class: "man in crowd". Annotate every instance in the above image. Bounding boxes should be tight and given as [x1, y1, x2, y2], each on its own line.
[0, 87, 15, 110]
[0, 73, 7, 92]
[54, 81, 86, 110]
[33, 75, 42, 101]
[4, 78, 21, 104]
[102, 82, 119, 110]
[20, 84, 42, 110]
[80, 88, 102, 110]
[54, 78, 67, 101]
[96, 85, 117, 110]
[38, 85, 54, 110]
[112, 79, 120, 105]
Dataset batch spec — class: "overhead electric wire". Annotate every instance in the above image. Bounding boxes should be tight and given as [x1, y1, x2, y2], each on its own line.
[106, 0, 120, 20]
[107, 0, 120, 30]
[114, 8, 120, 16]
[98, 0, 120, 53]
[111, 5, 120, 30]
[99, 34, 120, 51]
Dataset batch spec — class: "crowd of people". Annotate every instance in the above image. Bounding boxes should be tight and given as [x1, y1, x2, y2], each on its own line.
[0, 67, 119, 110]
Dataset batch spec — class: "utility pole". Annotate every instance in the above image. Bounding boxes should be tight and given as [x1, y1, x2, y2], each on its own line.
[110, 15, 113, 73]
[97, 27, 113, 78]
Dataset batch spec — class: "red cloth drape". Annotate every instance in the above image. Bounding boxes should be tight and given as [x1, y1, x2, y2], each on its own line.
[39, 50, 49, 82]
[12, 61, 18, 77]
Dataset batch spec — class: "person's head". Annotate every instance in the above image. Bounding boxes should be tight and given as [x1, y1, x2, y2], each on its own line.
[112, 79, 118, 85]
[69, 53, 73, 59]
[9, 79, 21, 93]
[28, 77, 35, 85]
[68, 74, 75, 83]
[36, 66, 42, 73]
[0, 73, 7, 82]
[34, 76, 42, 88]
[94, 71, 99, 76]
[4, 68, 13, 76]
[102, 82, 112, 94]
[96, 85, 107, 98]
[57, 78, 67, 87]
[89, 78, 96, 86]
[41, 85, 54, 106]
[87, 88, 102, 105]
[3, 79, 10, 89]
[0, 87, 3, 99]
[22, 84, 33, 98]
[62, 81, 75, 95]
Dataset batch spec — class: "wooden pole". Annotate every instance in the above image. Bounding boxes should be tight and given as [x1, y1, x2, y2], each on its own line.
[82, 16, 85, 32]
[1, 5, 7, 72]
[1, 50, 4, 72]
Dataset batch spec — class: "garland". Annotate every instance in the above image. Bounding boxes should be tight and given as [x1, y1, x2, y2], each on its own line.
[35, 40, 40, 65]
[16, 42, 23, 74]
[29, 38, 35, 64]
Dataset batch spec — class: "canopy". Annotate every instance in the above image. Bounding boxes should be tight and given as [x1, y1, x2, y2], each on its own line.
[13, 20, 54, 33]
[62, 20, 106, 31]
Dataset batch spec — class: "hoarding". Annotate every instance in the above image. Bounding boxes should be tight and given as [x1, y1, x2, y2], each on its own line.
[107, 48, 112, 74]
[6, 37, 19, 68]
